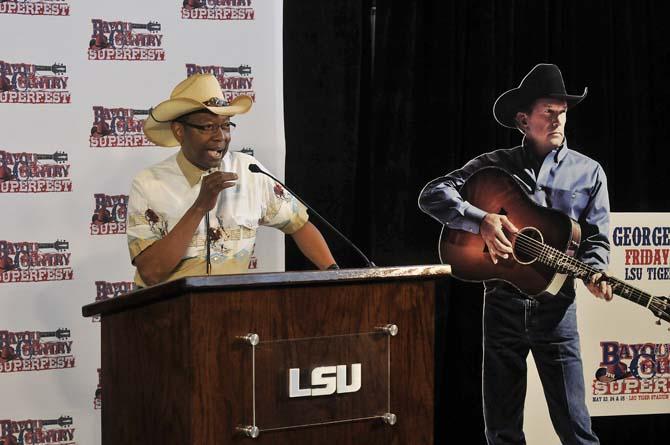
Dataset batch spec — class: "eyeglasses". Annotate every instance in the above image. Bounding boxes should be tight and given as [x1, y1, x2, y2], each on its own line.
[178, 120, 236, 134]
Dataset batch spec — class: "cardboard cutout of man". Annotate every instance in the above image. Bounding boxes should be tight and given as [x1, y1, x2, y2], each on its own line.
[419, 64, 612, 444]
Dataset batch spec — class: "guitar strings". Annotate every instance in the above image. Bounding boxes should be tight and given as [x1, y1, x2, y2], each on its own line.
[513, 233, 668, 316]
[513, 234, 668, 316]
[509, 232, 668, 317]
[512, 233, 652, 305]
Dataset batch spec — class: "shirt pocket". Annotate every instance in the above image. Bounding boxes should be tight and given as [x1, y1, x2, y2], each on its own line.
[216, 191, 261, 230]
[550, 189, 590, 220]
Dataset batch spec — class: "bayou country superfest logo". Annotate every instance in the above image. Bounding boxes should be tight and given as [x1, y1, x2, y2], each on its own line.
[0, 60, 69, 104]
[181, 0, 255, 21]
[90, 193, 128, 235]
[91, 280, 135, 322]
[89, 106, 154, 148]
[0, 328, 75, 373]
[0, 0, 70, 16]
[0, 415, 76, 444]
[94, 368, 102, 409]
[591, 341, 670, 403]
[0, 240, 72, 283]
[88, 19, 165, 61]
[186, 64, 255, 102]
[0, 150, 71, 193]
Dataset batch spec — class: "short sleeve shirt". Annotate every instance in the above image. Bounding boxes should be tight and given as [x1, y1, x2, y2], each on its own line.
[127, 150, 308, 286]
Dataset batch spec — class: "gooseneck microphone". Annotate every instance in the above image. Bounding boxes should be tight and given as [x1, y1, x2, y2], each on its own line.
[248, 164, 376, 268]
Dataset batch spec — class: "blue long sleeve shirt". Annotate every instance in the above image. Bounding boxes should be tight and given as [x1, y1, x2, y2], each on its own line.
[419, 141, 610, 295]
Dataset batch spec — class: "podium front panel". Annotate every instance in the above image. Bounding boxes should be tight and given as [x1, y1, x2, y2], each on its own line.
[189, 280, 434, 444]
[247, 331, 391, 431]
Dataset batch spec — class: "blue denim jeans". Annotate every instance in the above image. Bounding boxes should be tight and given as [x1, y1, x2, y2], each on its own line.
[482, 289, 599, 445]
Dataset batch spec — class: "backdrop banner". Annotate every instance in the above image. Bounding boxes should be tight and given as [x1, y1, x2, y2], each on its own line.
[0, 1, 284, 444]
[524, 212, 670, 443]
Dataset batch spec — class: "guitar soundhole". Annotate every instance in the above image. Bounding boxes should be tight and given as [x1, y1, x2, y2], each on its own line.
[512, 227, 544, 265]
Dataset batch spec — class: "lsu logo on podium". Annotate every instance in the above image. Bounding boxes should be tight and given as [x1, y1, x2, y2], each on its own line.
[289, 363, 362, 398]
[88, 19, 165, 61]
[0, 60, 70, 104]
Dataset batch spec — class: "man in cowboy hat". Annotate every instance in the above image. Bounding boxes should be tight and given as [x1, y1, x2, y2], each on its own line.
[419, 64, 612, 444]
[127, 74, 337, 287]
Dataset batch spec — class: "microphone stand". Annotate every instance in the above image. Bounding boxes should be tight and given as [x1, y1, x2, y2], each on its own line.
[370, 0, 376, 82]
[205, 212, 211, 275]
[204, 166, 221, 275]
[249, 164, 376, 268]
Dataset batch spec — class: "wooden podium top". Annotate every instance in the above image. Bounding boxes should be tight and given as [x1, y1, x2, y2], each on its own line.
[82, 264, 451, 318]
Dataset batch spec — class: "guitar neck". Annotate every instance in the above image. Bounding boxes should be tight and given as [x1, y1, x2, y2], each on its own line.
[35, 154, 55, 161]
[537, 244, 654, 309]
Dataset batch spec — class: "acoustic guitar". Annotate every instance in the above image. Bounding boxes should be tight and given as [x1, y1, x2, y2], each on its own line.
[438, 167, 670, 324]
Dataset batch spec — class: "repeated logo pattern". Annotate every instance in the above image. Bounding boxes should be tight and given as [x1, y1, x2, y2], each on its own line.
[0, 61, 69, 104]
[181, 0, 255, 21]
[0, 150, 71, 193]
[0, 0, 70, 16]
[88, 19, 165, 61]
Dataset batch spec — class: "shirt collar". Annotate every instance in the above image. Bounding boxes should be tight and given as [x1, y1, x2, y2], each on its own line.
[176, 150, 233, 187]
[522, 137, 569, 164]
[177, 150, 207, 187]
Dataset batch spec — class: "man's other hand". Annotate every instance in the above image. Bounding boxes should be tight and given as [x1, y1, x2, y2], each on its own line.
[586, 272, 613, 301]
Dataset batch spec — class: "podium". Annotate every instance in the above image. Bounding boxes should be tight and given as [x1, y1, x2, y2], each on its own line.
[82, 265, 451, 444]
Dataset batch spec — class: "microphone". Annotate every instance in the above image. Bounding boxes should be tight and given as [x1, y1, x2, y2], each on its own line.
[248, 163, 376, 268]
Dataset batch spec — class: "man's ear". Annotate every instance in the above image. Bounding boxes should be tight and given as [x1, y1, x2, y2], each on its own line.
[514, 112, 529, 131]
[171, 121, 184, 144]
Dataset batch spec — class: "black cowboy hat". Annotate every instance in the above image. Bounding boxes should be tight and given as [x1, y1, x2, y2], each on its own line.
[493, 63, 587, 129]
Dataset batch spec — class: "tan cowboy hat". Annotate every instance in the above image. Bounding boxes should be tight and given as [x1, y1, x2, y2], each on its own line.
[143, 73, 252, 147]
